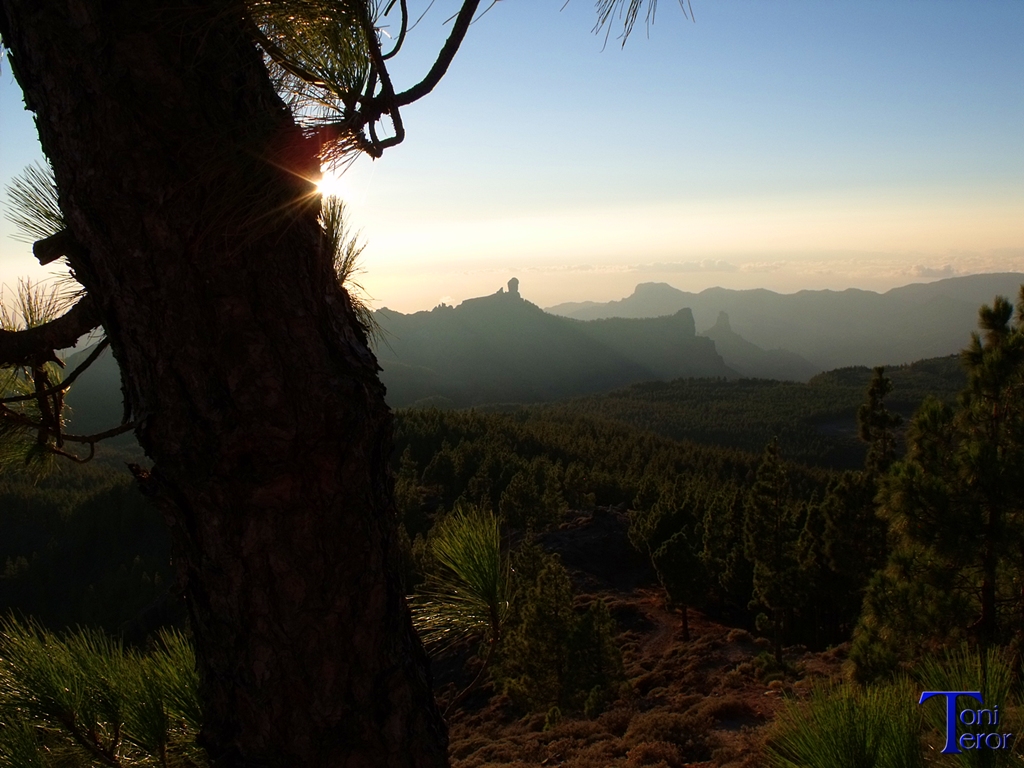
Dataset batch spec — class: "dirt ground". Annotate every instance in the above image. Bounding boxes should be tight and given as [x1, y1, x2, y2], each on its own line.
[440, 508, 848, 768]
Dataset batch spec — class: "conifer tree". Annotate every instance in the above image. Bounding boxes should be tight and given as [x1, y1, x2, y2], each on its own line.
[744, 439, 802, 663]
[702, 485, 754, 614]
[652, 526, 708, 641]
[0, 1, 679, 763]
[957, 292, 1024, 647]
[858, 366, 903, 475]
[498, 470, 543, 530]
[852, 288, 1024, 677]
[817, 472, 887, 639]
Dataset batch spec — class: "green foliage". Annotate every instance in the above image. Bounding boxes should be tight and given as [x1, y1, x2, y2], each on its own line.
[498, 470, 544, 530]
[496, 556, 577, 710]
[558, 357, 965, 469]
[495, 553, 623, 714]
[248, 0, 370, 154]
[319, 196, 381, 344]
[650, 514, 709, 641]
[2, 161, 64, 244]
[858, 367, 903, 475]
[744, 439, 802, 661]
[818, 473, 886, 626]
[594, 0, 693, 46]
[700, 485, 754, 611]
[850, 522, 975, 682]
[543, 706, 562, 731]
[392, 407, 870, 649]
[0, 617, 205, 767]
[0, 467, 172, 635]
[915, 646, 1018, 768]
[568, 598, 624, 707]
[0, 279, 78, 472]
[409, 504, 510, 656]
[765, 681, 924, 768]
[652, 526, 708, 612]
[394, 405, 822, 529]
[854, 286, 1024, 673]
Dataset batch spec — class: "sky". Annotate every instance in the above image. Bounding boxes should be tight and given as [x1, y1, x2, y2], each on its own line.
[1, 0, 1023, 313]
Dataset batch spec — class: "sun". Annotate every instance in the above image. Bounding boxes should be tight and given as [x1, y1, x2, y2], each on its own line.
[316, 167, 350, 199]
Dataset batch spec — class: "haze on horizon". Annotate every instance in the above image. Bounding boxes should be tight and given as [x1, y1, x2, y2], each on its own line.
[2, 0, 1022, 315]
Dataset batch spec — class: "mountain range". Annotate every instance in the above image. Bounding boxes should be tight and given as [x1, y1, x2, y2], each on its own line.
[62, 283, 737, 426]
[374, 280, 732, 407]
[59, 273, 1022, 424]
[546, 273, 1024, 371]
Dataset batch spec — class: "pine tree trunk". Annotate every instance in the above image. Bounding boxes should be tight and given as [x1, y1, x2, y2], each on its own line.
[0, 2, 449, 766]
[773, 608, 783, 665]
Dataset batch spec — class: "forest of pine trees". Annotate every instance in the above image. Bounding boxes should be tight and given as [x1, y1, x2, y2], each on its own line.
[1, 287, 1023, 764]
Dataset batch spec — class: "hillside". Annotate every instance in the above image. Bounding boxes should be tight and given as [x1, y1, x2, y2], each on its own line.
[62, 280, 732, 419]
[62, 344, 126, 437]
[4, 363, 996, 767]
[546, 273, 1024, 371]
[60, 275, 989, 426]
[61, 318, 968, 456]
[546, 355, 966, 468]
[374, 279, 734, 407]
[701, 312, 818, 382]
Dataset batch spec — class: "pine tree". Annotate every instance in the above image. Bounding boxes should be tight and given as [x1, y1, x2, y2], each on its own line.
[702, 485, 754, 615]
[852, 288, 1024, 677]
[652, 526, 708, 641]
[744, 439, 802, 663]
[498, 469, 543, 530]
[957, 293, 1024, 647]
[496, 552, 622, 713]
[0, 1, 681, 763]
[496, 556, 579, 710]
[817, 472, 887, 640]
[858, 366, 903, 475]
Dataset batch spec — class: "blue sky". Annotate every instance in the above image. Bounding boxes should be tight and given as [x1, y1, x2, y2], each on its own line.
[2, 0, 1023, 312]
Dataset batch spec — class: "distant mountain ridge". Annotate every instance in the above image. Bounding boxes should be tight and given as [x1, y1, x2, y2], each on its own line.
[702, 311, 819, 382]
[58, 280, 763, 422]
[552, 354, 967, 469]
[61, 274, 1018, 421]
[545, 273, 1024, 371]
[375, 279, 733, 407]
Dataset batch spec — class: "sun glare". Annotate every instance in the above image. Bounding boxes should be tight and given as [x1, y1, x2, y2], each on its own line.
[316, 168, 350, 199]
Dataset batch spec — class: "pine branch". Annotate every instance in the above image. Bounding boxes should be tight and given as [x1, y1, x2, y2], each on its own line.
[33, 228, 86, 266]
[0, 295, 100, 366]
[1, 338, 109, 403]
[394, 0, 480, 107]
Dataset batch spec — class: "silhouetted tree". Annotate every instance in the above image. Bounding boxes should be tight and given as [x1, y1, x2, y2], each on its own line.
[0, 1, 685, 764]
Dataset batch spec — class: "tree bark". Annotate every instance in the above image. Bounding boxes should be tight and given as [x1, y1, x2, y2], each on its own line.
[0, 2, 449, 766]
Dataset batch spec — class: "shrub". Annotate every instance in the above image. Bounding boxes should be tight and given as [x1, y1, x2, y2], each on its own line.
[765, 681, 923, 768]
[625, 740, 681, 767]
[914, 646, 1020, 768]
[409, 503, 511, 656]
[0, 616, 206, 767]
[624, 711, 712, 763]
[495, 554, 623, 714]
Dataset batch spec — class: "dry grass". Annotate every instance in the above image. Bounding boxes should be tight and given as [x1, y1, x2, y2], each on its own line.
[445, 512, 849, 768]
[446, 599, 847, 767]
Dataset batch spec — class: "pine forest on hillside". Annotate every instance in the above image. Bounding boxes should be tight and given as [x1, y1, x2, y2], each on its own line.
[1, 2, 1022, 765]
[2, 277, 1024, 766]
